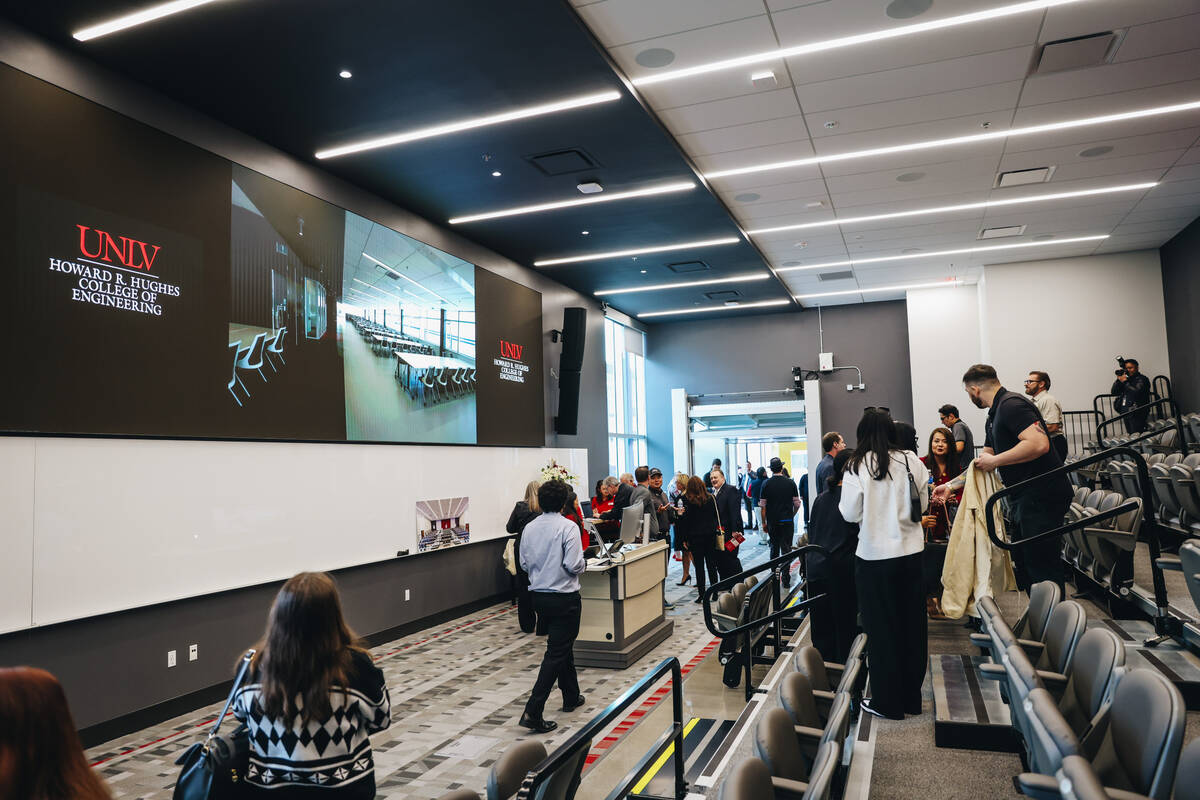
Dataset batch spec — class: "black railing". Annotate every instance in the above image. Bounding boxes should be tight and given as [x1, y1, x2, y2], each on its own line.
[1095, 397, 1189, 456]
[982, 446, 1179, 646]
[1062, 410, 1101, 459]
[1093, 392, 1120, 424]
[516, 658, 688, 800]
[1153, 375, 1173, 408]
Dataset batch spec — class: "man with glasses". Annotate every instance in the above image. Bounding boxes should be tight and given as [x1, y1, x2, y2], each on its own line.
[1024, 371, 1067, 461]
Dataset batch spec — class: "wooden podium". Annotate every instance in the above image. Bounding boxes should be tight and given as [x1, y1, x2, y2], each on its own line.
[574, 539, 674, 668]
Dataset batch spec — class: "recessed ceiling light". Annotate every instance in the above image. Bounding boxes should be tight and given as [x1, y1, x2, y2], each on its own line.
[781, 260, 802, 267]
[640, 269, 647, 274]
[581, 230, 590, 235]
[635, 48, 676, 68]
[734, 192, 761, 202]
[886, 0, 934, 19]
[823, 121, 839, 129]
[449, 181, 696, 225]
[796, 280, 962, 301]
[794, 241, 809, 248]
[1079, 145, 1114, 158]
[896, 171, 925, 182]
[73, 0, 225, 40]
[595, 273, 772, 297]
[577, 182, 604, 194]
[745, 182, 1155, 236]
[639, 299, 791, 319]
[775, 235, 1107, 273]
[631, 0, 1087, 86]
[703, 100, 1200, 180]
[534, 236, 739, 267]
[491, 170, 502, 177]
[339, 70, 353, 79]
[316, 89, 621, 159]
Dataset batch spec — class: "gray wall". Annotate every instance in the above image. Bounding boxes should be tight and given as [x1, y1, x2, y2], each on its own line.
[644, 301, 914, 469]
[1160, 216, 1200, 413]
[0, 21, 606, 734]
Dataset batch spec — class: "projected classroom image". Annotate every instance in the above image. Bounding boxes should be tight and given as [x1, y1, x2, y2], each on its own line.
[340, 211, 477, 443]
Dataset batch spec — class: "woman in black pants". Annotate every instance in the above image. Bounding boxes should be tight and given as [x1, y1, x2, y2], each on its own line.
[675, 475, 721, 603]
[806, 448, 859, 663]
[838, 409, 930, 720]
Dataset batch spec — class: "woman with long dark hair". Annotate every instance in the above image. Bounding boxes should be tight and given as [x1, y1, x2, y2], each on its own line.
[0, 667, 112, 800]
[921, 427, 964, 619]
[839, 408, 929, 720]
[674, 475, 721, 601]
[233, 572, 391, 796]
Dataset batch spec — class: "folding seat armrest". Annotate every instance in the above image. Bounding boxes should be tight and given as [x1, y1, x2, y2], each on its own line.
[979, 663, 1007, 681]
[1035, 670, 1069, 698]
[813, 689, 835, 715]
[824, 662, 846, 683]
[793, 724, 825, 743]
[1155, 556, 1182, 571]
[771, 776, 810, 800]
[969, 632, 993, 651]
[1014, 772, 1062, 800]
[1016, 638, 1046, 660]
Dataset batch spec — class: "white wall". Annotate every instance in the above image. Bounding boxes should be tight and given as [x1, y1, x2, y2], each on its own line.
[980, 250, 1171, 413]
[906, 284, 988, 447]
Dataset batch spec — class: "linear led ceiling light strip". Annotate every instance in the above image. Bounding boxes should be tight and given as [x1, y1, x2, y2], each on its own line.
[630, 0, 1087, 86]
[704, 101, 1200, 180]
[534, 236, 740, 266]
[746, 182, 1157, 236]
[776, 235, 1107, 273]
[796, 280, 964, 300]
[73, 0, 227, 40]
[448, 181, 696, 224]
[638, 299, 791, 319]
[595, 273, 772, 297]
[317, 90, 622, 159]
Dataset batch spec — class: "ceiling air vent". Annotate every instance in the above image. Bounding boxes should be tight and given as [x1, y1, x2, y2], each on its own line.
[818, 270, 854, 282]
[1034, 31, 1122, 74]
[995, 166, 1055, 188]
[704, 289, 741, 301]
[524, 148, 599, 176]
[979, 225, 1027, 239]
[666, 260, 710, 274]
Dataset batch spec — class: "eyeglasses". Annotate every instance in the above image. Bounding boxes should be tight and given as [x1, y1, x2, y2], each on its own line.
[864, 406, 891, 414]
[1023, 379, 1039, 385]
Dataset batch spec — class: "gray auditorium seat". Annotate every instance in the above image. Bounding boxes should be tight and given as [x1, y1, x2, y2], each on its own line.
[1057, 754, 1122, 800]
[748, 716, 840, 800]
[718, 757, 774, 800]
[732, 582, 749, 606]
[1155, 541, 1200, 617]
[487, 740, 547, 800]
[1083, 496, 1142, 591]
[1030, 600, 1086, 678]
[1174, 738, 1200, 800]
[1168, 456, 1200, 531]
[793, 643, 863, 715]
[780, 672, 822, 730]
[1026, 686, 1083, 774]
[1016, 669, 1186, 800]
[1055, 628, 1125, 745]
[974, 583, 1058, 666]
[439, 791, 484, 800]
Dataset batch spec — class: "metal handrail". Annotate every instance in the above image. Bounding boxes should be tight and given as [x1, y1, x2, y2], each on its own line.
[516, 658, 688, 800]
[1096, 397, 1189, 456]
[700, 545, 827, 639]
[982, 446, 1178, 644]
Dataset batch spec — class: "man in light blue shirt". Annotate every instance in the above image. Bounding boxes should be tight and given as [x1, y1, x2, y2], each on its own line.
[519, 480, 587, 733]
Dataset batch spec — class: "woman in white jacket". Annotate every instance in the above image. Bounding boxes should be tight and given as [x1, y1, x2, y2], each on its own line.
[839, 408, 930, 720]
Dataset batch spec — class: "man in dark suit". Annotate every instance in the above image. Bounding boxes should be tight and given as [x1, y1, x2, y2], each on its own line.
[738, 461, 758, 530]
[709, 467, 745, 580]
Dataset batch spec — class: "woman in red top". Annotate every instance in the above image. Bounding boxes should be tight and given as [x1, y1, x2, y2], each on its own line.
[590, 477, 620, 542]
[921, 427, 963, 619]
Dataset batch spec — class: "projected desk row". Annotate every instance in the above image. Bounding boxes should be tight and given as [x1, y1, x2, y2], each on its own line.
[394, 352, 476, 406]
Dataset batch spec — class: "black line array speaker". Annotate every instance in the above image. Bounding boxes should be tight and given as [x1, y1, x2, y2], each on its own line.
[555, 307, 586, 435]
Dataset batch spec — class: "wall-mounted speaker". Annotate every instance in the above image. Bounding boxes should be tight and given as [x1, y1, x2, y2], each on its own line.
[555, 307, 586, 435]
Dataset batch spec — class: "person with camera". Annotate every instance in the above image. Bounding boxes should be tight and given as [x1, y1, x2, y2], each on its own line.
[1111, 357, 1152, 434]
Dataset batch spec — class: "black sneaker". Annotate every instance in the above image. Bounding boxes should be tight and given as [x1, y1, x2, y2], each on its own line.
[860, 700, 903, 721]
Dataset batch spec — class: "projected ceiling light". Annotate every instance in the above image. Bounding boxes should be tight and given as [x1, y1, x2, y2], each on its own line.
[746, 182, 1156, 236]
[703, 100, 1200, 180]
[535, 237, 739, 267]
[73, 0, 226, 41]
[777, 235, 1104, 275]
[639, 299, 791, 319]
[352, 278, 403, 303]
[796, 280, 963, 300]
[449, 181, 696, 225]
[751, 70, 778, 89]
[631, 0, 1087, 86]
[339, 70, 352, 79]
[361, 253, 452, 305]
[595, 273, 771, 297]
[315, 89, 621, 159]
[581, 230, 590, 235]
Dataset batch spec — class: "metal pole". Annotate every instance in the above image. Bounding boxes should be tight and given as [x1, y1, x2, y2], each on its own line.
[671, 660, 687, 800]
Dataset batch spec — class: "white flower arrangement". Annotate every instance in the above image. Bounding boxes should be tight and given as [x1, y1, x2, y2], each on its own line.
[540, 460, 579, 489]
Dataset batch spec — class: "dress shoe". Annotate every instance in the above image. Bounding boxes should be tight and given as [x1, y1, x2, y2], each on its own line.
[677, 575, 692, 586]
[562, 694, 586, 712]
[860, 700, 903, 721]
[518, 713, 557, 733]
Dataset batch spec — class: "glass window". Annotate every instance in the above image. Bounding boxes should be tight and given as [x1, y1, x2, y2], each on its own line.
[604, 317, 647, 477]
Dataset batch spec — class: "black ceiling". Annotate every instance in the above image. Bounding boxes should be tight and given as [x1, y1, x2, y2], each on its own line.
[1, 0, 796, 321]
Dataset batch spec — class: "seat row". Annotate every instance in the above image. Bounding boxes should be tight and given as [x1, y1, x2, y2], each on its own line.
[1097, 412, 1200, 453]
[974, 582, 1199, 800]
[721, 636, 867, 800]
[1061, 487, 1143, 597]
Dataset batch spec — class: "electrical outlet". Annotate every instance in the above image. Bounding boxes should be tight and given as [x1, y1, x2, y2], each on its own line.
[189, 644, 198, 662]
[167, 650, 177, 668]
[404, 589, 411, 601]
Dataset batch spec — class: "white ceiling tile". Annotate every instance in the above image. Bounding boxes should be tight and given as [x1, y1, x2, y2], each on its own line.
[1020, 50, 1200, 107]
[694, 144, 824, 176]
[1039, 0, 1200, 43]
[1049, 149, 1185, 182]
[656, 87, 802, 135]
[1175, 146, 1200, 165]
[1115, 14, 1200, 62]
[678, 116, 812, 157]
[1011, 79, 1200, 128]
[824, 156, 996, 193]
[1163, 163, 1200, 182]
[1133, 190, 1200, 212]
[805, 82, 1022, 141]
[1156, 177, 1200, 196]
[607, 15, 778, 80]
[812, 126, 1007, 170]
[577, 0, 765, 46]
[637, 59, 794, 111]
[793, 47, 1032, 112]
[997, 126, 1200, 165]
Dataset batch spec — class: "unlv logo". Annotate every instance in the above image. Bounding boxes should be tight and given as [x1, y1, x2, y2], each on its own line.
[499, 339, 524, 360]
[77, 224, 161, 271]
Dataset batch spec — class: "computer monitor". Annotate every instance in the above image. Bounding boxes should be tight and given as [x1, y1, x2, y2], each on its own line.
[618, 504, 645, 543]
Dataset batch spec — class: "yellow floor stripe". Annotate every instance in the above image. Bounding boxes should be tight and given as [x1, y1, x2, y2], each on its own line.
[631, 717, 700, 794]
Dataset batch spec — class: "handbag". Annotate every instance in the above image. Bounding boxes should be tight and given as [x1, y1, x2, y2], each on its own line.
[502, 538, 518, 575]
[893, 453, 924, 524]
[712, 489, 743, 552]
[173, 649, 255, 800]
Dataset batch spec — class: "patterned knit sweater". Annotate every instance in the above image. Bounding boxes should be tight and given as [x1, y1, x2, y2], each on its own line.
[232, 650, 391, 796]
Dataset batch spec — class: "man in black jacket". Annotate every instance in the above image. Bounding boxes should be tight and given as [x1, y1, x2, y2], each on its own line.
[709, 468, 744, 579]
[1111, 358, 1152, 434]
[600, 473, 635, 524]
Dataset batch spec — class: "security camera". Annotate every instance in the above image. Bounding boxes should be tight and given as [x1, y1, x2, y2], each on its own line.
[600, 300, 609, 311]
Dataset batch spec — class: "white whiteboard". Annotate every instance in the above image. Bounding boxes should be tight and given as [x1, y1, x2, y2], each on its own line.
[0, 436, 587, 632]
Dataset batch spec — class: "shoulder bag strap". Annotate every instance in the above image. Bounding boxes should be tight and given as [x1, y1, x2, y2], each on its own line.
[207, 649, 256, 742]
